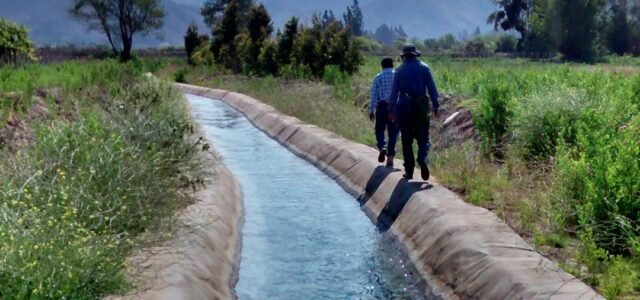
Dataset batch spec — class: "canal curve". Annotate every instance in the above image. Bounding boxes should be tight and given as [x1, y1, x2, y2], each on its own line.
[187, 94, 426, 299]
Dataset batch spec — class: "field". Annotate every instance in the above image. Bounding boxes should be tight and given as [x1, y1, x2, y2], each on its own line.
[1, 53, 638, 298]
[162, 56, 640, 298]
[0, 60, 206, 299]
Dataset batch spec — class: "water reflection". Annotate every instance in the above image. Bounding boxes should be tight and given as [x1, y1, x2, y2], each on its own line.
[187, 94, 425, 300]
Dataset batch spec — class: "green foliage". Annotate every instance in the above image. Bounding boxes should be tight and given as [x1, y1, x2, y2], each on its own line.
[246, 4, 272, 42]
[0, 18, 37, 67]
[192, 43, 215, 66]
[608, 0, 631, 56]
[343, 0, 364, 36]
[258, 40, 278, 76]
[512, 87, 581, 161]
[212, 0, 240, 72]
[0, 62, 203, 298]
[276, 17, 299, 65]
[201, 0, 254, 27]
[631, 3, 640, 55]
[193, 2, 363, 78]
[488, 0, 530, 49]
[598, 257, 639, 299]
[184, 22, 200, 65]
[465, 38, 488, 54]
[290, 18, 363, 78]
[556, 0, 606, 61]
[473, 80, 514, 156]
[495, 34, 517, 53]
[241, 3, 273, 74]
[174, 67, 188, 83]
[557, 113, 640, 254]
[525, 0, 557, 53]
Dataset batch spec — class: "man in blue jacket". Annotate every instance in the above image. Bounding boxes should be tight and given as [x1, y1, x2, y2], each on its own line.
[389, 45, 440, 181]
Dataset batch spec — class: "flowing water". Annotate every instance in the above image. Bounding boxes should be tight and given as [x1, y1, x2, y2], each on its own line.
[187, 94, 425, 299]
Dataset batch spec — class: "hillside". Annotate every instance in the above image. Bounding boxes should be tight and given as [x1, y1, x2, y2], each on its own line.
[0, 0, 495, 46]
[0, 0, 205, 47]
[176, 0, 496, 38]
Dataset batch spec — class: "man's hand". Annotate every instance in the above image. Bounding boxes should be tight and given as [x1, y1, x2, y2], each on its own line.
[388, 113, 396, 123]
[369, 112, 375, 122]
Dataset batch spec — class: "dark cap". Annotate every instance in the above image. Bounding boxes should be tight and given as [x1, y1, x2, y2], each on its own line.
[401, 44, 421, 57]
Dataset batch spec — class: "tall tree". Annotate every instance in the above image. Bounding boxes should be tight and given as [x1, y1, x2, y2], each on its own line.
[608, 0, 631, 55]
[184, 23, 200, 64]
[243, 3, 273, 72]
[525, 0, 557, 53]
[276, 16, 299, 65]
[630, 0, 640, 55]
[70, 0, 164, 61]
[322, 10, 339, 28]
[556, 0, 606, 61]
[373, 24, 395, 45]
[201, 0, 254, 28]
[343, 0, 364, 36]
[246, 4, 272, 42]
[212, 0, 240, 71]
[488, 0, 531, 50]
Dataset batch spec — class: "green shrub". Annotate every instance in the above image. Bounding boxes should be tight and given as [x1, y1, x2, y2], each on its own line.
[556, 113, 640, 254]
[473, 80, 514, 157]
[174, 68, 188, 83]
[192, 45, 215, 66]
[512, 88, 582, 161]
[0, 75, 203, 298]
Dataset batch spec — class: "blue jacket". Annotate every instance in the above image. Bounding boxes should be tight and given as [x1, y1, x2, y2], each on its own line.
[389, 58, 439, 116]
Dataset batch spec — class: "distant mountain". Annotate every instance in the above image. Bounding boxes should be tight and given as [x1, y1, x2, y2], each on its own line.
[0, 0, 206, 47]
[176, 0, 496, 38]
[0, 0, 496, 46]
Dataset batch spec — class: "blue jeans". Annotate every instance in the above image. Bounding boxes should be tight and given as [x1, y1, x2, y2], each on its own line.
[375, 102, 399, 156]
[398, 112, 430, 175]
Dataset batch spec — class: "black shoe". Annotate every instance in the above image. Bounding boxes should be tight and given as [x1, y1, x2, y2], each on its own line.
[418, 161, 430, 181]
[378, 149, 387, 163]
[402, 173, 413, 180]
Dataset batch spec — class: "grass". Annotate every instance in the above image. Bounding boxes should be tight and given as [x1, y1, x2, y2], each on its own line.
[0, 60, 204, 299]
[161, 55, 640, 298]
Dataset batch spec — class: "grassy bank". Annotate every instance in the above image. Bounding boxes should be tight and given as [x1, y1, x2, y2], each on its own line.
[162, 56, 640, 298]
[0, 60, 205, 298]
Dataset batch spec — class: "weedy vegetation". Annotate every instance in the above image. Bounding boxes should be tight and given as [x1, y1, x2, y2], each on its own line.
[0, 60, 206, 299]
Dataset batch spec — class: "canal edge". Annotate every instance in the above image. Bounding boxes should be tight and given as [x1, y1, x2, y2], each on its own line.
[175, 83, 602, 300]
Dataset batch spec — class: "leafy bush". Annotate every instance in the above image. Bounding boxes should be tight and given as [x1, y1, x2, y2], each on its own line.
[258, 40, 279, 76]
[557, 113, 640, 254]
[473, 80, 514, 157]
[174, 68, 188, 83]
[496, 34, 517, 53]
[191, 45, 215, 66]
[512, 88, 582, 161]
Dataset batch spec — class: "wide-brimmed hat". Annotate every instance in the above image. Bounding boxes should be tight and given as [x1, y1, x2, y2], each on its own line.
[401, 44, 422, 57]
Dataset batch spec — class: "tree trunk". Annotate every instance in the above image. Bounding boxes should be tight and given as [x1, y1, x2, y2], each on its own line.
[120, 35, 133, 61]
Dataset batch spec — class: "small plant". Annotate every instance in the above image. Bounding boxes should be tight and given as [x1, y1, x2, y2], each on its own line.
[174, 68, 188, 83]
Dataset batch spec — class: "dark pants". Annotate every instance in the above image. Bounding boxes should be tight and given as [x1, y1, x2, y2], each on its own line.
[375, 102, 399, 156]
[398, 113, 430, 176]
